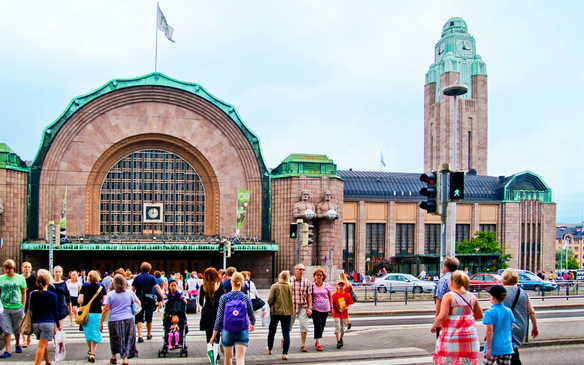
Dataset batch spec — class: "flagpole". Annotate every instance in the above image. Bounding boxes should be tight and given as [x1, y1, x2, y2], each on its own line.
[155, 2, 159, 72]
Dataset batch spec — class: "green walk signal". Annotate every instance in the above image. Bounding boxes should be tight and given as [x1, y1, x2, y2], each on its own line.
[449, 172, 464, 201]
[290, 223, 297, 239]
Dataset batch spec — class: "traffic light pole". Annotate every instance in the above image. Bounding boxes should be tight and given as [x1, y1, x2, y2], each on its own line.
[296, 219, 303, 265]
[440, 167, 449, 272]
[48, 221, 55, 272]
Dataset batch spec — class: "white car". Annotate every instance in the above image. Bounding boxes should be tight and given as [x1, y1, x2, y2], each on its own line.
[372, 273, 437, 294]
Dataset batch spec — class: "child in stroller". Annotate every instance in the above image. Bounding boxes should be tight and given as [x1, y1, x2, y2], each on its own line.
[159, 280, 189, 357]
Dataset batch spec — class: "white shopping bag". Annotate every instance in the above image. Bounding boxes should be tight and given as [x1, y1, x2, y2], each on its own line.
[206, 343, 220, 365]
[53, 329, 66, 363]
[261, 304, 270, 327]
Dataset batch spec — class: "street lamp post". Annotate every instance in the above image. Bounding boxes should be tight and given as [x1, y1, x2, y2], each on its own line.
[443, 84, 468, 258]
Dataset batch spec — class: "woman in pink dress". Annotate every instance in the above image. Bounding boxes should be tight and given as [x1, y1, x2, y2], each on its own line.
[431, 270, 483, 365]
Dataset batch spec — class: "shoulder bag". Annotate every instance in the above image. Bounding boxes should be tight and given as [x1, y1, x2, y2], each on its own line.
[20, 290, 36, 336]
[75, 286, 103, 325]
[349, 285, 358, 303]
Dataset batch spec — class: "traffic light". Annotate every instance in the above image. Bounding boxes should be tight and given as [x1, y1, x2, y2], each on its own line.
[449, 171, 464, 201]
[301, 223, 314, 246]
[290, 223, 297, 239]
[226, 242, 232, 258]
[419, 171, 440, 215]
[219, 240, 224, 252]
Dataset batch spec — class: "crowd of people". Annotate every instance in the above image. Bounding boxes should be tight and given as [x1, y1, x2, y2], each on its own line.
[0, 260, 357, 365]
[0, 257, 544, 365]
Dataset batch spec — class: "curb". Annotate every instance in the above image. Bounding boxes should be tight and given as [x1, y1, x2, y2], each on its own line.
[350, 302, 584, 316]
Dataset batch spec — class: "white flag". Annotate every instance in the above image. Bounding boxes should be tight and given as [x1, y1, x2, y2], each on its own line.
[157, 5, 175, 42]
[380, 151, 386, 167]
[563, 238, 569, 249]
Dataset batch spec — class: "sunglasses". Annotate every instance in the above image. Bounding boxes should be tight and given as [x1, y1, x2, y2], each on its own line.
[296, 268, 305, 271]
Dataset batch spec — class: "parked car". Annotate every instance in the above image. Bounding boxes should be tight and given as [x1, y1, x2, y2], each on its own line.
[468, 273, 502, 292]
[372, 273, 436, 294]
[517, 272, 558, 291]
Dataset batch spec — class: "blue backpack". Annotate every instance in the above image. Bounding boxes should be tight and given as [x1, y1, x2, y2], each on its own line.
[223, 293, 249, 332]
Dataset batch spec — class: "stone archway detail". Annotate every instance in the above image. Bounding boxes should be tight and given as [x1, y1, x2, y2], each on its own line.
[86, 134, 219, 235]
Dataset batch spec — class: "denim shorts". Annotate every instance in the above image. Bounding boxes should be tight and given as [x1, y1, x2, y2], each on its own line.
[221, 329, 249, 347]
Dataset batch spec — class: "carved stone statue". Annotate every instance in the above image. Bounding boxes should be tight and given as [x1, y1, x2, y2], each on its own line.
[317, 190, 338, 220]
[0, 197, 4, 215]
[292, 190, 316, 219]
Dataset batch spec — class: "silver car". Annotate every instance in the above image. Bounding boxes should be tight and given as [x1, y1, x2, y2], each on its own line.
[372, 273, 437, 294]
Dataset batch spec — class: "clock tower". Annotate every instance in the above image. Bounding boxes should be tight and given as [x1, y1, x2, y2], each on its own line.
[424, 17, 488, 175]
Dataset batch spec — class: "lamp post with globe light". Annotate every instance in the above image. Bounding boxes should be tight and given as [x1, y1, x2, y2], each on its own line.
[443, 83, 468, 258]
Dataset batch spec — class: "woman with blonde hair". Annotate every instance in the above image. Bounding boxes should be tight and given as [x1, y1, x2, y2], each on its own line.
[66, 270, 82, 325]
[30, 269, 61, 365]
[311, 269, 333, 351]
[50, 265, 70, 327]
[78, 270, 106, 362]
[267, 270, 293, 360]
[210, 272, 256, 365]
[431, 270, 483, 365]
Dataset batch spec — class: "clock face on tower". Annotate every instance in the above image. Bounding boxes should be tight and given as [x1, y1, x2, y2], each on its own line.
[435, 43, 445, 62]
[143, 203, 164, 223]
[456, 40, 473, 58]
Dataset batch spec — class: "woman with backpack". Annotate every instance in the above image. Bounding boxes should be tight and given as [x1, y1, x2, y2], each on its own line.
[209, 272, 255, 365]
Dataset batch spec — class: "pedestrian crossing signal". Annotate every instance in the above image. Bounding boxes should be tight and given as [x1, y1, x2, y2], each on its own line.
[449, 172, 464, 201]
[290, 224, 297, 239]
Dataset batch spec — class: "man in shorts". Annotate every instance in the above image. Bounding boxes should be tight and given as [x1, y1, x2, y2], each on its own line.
[434, 256, 459, 338]
[132, 262, 164, 342]
[290, 263, 313, 352]
[0, 259, 27, 358]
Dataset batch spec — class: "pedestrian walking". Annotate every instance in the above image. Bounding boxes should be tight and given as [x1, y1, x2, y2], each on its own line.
[199, 267, 224, 346]
[290, 263, 313, 352]
[431, 270, 483, 365]
[338, 272, 353, 329]
[131, 262, 164, 343]
[78, 270, 106, 363]
[21, 261, 36, 349]
[266, 270, 293, 360]
[187, 271, 200, 300]
[332, 281, 353, 349]
[241, 271, 261, 310]
[483, 285, 515, 365]
[501, 268, 539, 365]
[434, 256, 459, 338]
[30, 269, 61, 365]
[311, 269, 332, 351]
[102, 271, 113, 292]
[100, 274, 140, 365]
[66, 270, 82, 325]
[419, 267, 427, 281]
[51, 265, 71, 328]
[0, 259, 27, 358]
[209, 272, 255, 365]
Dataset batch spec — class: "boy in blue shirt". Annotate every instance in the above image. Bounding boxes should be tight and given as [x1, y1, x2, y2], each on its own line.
[483, 285, 516, 365]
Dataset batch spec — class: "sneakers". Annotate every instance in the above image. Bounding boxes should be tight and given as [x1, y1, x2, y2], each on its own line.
[15, 346, 22, 353]
[336, 341, 342, 349]
[0, 352, 12, 358]
[347, 322, 352, 330]
[137, 337, 144, 343]
[340, 338, 344, 347]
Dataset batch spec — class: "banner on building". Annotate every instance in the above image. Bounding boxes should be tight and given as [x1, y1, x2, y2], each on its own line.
[236, 189, 251, 236]
[59, 186, 68, 242]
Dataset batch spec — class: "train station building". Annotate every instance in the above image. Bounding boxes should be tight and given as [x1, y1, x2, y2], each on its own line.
[0, 18, 556, 285]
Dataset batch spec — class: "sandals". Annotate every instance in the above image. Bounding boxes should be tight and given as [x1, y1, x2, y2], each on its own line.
[110, 358, 117, 364]
[88, 354, 95, 363]
[300, 346, 307, 352]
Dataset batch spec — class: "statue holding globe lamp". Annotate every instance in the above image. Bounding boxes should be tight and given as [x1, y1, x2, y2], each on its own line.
[317, 190, 338, 220]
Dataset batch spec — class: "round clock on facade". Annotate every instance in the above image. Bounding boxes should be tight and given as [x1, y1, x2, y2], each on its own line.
[147, 207, 159, 219]
[456, 39, 473, 58]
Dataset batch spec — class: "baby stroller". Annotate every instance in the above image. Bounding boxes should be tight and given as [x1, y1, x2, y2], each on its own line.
[158, 300, 189, 357]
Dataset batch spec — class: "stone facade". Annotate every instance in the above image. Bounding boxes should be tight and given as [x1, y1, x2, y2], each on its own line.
[0, 168, 28, 268]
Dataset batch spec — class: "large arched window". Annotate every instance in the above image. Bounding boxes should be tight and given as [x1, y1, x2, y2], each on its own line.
[100, 150, 205, 236]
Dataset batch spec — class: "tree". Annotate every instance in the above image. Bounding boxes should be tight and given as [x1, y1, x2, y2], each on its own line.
[370, 257, 397, 276]
[456, 231, 512, 269]
[556, 249, 579, 270]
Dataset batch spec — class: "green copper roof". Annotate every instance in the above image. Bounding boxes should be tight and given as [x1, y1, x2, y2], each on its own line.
[426, 17, 487, 102]
[502, 171, 552, 203]
[0, 143, 29, 172]
[271, 154, 340, 179]
[21, 243, 279, 251]
[27, 73, 272, 240]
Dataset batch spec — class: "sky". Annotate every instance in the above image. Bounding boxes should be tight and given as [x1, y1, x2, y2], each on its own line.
[1, 1, 583, 223]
